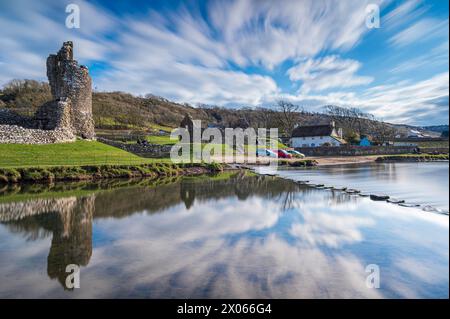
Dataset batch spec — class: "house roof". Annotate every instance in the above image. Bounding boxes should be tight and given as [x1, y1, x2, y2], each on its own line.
[331, 136, 347, 144]
[291, 124, 335, 138]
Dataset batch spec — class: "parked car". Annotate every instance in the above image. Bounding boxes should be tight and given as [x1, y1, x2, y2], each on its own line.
[276, 149, 292, 158]
[256, 149, 267, 157]
[265, 149, 278, 158]
[286, 150, 305, 158]
[257, 149, 278, 157]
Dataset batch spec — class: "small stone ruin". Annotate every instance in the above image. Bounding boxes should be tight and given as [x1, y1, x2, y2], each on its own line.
[0, 41, 95, 144]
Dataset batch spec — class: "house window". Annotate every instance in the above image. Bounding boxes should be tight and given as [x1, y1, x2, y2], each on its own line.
[311, 137, 314, 140]
[302, 144, 308, 147]
[311, 143, 315, 147]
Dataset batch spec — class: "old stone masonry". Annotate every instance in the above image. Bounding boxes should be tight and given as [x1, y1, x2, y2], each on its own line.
[0, 41, 95, 144]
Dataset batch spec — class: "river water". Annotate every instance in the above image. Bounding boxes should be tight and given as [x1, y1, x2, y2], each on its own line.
[258, 162, 449, 213]
[0, 163, 448, 298]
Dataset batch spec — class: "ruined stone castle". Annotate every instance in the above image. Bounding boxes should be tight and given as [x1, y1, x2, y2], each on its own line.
[0, 41, 95, 144]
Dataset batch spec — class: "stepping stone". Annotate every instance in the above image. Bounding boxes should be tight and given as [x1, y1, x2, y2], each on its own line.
[399, 203, 421, 208]
[370, 194, 390, 201]
[387, 198, 405, 204]
[359, 193, 370, 197]
[346, 189, 361, 194]
[332, 187, 347, 191]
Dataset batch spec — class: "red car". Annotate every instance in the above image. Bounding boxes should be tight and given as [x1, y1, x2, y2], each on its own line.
[275, 150, 292, 158]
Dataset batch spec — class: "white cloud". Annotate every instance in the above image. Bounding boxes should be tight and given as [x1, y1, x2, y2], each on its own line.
[271, 72, 449, 125]
[389, 18, 449, 47]
[383, 0, 428, 29]
[0, 0, 117, 85]
[287, 56, 373, 94]
[0, 0, 447, 125]
[94, 11, 278, 105]
[208, 0, 383, 68]
[390, 40, 449, 74]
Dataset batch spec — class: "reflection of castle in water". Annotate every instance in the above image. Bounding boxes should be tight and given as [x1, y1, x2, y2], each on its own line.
[47, 196, 94, 289]
[0, 196, 94, 289]
[0, 173, 356, 289]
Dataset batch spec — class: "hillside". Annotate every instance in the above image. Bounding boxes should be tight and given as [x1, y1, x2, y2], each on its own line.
[422, 125, 449, 134]
[1, 79, 444, 140]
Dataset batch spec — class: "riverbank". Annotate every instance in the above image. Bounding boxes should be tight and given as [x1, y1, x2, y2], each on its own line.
[0, 162, 224, 184]
[306, 153, 448, 166]
[375, 154, 449, 162]
[239, 153, 448, 167]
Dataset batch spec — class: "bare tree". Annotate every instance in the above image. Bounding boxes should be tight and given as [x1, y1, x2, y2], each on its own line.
[254, 107, 278, 128]
[276, 100, 302, 136]
[324, 105, 374, 136]
[372, 121, 396, 145]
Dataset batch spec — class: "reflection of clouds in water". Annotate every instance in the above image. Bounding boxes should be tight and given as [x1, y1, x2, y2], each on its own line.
[366, 200, 449, 228]
[77, 197, 381, 298]
[102, 197, 282, 243]
[0, 228, 61, 298]
[289, 211, 374, 248]
[381, 256, 450, 299]
[84, 234, 382, 298]
[0, 175, 448, 298]
[395, 257, 448, 286]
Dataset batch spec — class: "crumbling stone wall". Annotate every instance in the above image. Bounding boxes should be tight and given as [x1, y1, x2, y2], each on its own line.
[97, 137, 173, 158]
[0, 109, 34, 128]
[0, 41, 94, 144]
[0, 99, 74, 144]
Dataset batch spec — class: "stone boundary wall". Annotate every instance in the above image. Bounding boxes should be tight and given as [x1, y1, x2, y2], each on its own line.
[0, 109, 34, 128]
[418, 147, 449, 154]
[294, 145, 417, 156]
[0, 100, 75, 144]
[97, 138, 172, 158]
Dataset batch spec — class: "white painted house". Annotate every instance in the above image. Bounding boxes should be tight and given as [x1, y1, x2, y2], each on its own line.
[291, 122, 346, 148]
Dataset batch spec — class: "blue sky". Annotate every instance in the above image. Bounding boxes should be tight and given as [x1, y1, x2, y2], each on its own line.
[0, 0, 448, 125]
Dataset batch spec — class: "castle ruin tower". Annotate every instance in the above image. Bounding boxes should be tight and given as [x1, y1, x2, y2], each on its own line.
[46, 41, 95, 139]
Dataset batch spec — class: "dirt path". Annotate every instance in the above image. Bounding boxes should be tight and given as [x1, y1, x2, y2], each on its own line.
[307, 155, 380, 166]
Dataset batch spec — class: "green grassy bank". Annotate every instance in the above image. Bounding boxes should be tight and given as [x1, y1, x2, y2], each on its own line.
[0, 140, 226, 183]
[376, 154, 449, 162]
[0, 162, 223, 184]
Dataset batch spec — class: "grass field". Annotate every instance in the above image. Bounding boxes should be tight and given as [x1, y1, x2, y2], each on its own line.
[146, 135, 177, 145]
[0, 135, 289, 168]
[0, 140, 164, 168]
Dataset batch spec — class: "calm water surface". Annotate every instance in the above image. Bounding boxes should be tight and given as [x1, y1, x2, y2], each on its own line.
[263, 162, 449, 212]
[0, 164, 448, 298]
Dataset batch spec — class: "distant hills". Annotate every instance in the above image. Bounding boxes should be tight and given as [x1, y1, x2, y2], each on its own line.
[422, 125, 449, 134]
[0, 79, 446, 139]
